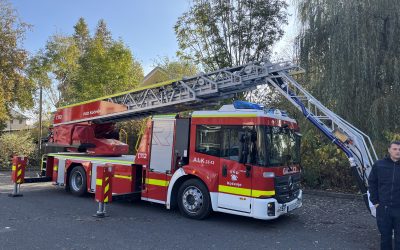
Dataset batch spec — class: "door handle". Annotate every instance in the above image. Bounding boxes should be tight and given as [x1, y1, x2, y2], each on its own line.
[245, 165, 251, 177]
[222, 165, 227, 177]
[142, 169, 146, 190]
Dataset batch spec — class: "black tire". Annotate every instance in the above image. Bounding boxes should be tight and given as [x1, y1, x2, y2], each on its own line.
[68, 166, 87, 196]
[177, 179, 211, 220]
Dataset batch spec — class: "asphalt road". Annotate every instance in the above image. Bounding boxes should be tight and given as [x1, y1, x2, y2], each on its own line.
[0, 171, 379, 250]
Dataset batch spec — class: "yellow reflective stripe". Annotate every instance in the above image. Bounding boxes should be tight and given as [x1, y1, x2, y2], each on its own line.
[114, 174, 132, 180]
[53, 165, 58, 171]
[192, 114, 257, 118]
[47, 154, 133, 165]
[218, 185, 275, 197]
[252, 189, 275, 197]
[218, 185, 251, 196]
[153, 114, 176, 118]
[104, 183, 110, 194]
[105, 177, 109, 182]
[104, 196, 109, 203]
[17, 169, 22, 177]
[12, 165, 16, 171]
[96, 179, 102, 186]
[145, 178, 169, 187]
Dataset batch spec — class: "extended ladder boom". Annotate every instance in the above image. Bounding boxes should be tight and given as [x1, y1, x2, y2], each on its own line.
[54, 60, 377, 212]
[267, 67, 378, 212]
[54, 62, 301, 125]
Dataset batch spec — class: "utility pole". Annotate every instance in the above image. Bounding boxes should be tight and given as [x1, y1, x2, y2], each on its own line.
[38, 84, 43, 169]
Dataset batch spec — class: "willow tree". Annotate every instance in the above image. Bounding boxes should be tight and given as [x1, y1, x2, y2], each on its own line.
[296, 0, 400, 154]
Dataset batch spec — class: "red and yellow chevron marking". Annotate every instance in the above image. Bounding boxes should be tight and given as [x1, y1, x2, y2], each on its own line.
[95, 166, 113, 203]
[16, 164, 23, 184]
[11, 157, 27, 184]
[104, 177, 111, 203]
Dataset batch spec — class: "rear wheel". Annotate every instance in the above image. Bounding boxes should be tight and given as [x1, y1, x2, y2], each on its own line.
[69, 166, 87, 196]
[177, 179, 211, 220]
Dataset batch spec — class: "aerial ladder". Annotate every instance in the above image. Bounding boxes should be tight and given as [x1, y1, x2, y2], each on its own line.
[52, 60, 378, 214]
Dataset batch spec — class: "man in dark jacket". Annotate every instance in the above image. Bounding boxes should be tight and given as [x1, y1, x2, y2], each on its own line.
[369, 141, 400, 250]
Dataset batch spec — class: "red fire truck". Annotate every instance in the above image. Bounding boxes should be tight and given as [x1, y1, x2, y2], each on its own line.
[33, 61, 378, 219]
[45, 101, 302, 220]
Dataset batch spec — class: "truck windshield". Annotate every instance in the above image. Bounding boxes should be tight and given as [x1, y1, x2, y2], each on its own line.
[265, 126, 301, 166]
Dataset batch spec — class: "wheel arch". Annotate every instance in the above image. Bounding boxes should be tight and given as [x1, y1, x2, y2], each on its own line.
[65, 162, 84, 190]
[167, 169, 211, 210]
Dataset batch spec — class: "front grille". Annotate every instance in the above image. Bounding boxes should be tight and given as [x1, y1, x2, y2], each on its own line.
[274, 173, 301, 203]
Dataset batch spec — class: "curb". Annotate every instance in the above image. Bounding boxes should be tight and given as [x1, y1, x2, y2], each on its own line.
[303, 189, 362, 200]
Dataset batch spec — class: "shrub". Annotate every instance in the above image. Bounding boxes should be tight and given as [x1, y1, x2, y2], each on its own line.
[0, 131, 36, 169]
[300, 125, 358, 192]
[116, 119, 148, 155]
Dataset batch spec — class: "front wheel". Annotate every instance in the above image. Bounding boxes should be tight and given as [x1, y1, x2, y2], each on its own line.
[69, 166, 87, 196]
[177, 179, 211, 220]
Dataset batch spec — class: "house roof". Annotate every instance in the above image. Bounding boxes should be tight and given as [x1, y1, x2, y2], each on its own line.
[139, 67, 171, 87]
[142, 67, 168, 83]
[9, 109, 28, 119]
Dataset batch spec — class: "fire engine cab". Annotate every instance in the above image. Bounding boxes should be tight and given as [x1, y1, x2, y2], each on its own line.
[44, 101, 302, 220]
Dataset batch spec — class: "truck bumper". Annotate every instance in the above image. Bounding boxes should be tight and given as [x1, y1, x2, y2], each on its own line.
[252, 190, 303, 220]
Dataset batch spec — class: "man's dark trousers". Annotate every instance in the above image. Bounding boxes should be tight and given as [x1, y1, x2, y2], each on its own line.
[377, 205, 400, 250]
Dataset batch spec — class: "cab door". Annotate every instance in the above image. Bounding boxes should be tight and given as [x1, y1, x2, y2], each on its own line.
[218, 126, 253, 213]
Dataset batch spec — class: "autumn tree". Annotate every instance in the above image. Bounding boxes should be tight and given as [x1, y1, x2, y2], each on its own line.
[0, 0, 35, 123]
[73, 17, 90, 53]
[153, 57, 198, 80]
[75, 20, 143, 102]
[175, 0, 288, 71]
[40, 18, 144, 106]
[44, 34, 80, 105]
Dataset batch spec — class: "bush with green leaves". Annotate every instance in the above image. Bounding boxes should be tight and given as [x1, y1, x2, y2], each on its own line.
[299, 123, 359, 192]
[0, 131, 35, 169]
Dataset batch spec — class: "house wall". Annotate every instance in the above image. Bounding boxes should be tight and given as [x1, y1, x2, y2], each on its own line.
[3, 118, 30, 131]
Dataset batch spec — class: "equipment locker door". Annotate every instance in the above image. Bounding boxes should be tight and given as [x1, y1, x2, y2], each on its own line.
[143, 117, 175, 203]
[57, 159, 66, 184]
[218, 126, 254, 213]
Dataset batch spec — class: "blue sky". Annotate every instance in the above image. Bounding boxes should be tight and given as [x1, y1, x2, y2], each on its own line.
[10, 0, 296, 75]
[10, 0, 190, 74]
